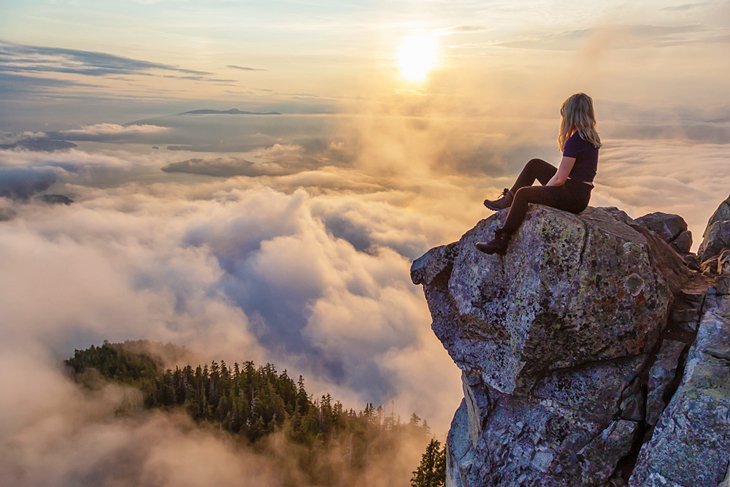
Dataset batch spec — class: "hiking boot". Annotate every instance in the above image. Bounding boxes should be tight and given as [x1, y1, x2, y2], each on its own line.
[483, 188, 514, 211]
[475, 228, 512, 256]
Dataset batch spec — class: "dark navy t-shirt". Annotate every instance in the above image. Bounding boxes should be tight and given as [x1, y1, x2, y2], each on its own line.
[563, 131, 599, 184]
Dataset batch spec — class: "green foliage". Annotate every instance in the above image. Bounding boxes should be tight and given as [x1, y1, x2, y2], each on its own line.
[411, 438, 446, 487]
[65, 340, 162, 389]
[66, 341, 433, 485]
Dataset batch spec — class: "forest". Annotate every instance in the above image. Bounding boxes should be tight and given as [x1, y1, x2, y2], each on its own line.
[65, 340, 445, 486]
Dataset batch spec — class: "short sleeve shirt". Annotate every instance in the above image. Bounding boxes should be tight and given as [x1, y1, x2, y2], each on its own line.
[563, 132, 599, 184]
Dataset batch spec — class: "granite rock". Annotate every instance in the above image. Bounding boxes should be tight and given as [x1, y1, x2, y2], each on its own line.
[645, 339, 686, 426]
[635, 211, 688, 245]
[629, 294, 730, 486]
[698, 194, 730, 263]
[413, 206, 675, 395]
[412, 204, 684, 485]
[412, 196, 730, 486]
[671, 229, 692, 254]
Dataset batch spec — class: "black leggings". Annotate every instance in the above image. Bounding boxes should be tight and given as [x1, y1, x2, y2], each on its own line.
[502, 158, 592, 234]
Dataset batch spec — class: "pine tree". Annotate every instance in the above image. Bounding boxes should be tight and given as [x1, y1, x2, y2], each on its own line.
[411, 438, 446, 487]
[296, 375, 309, 415]
[67, 341, 445, 485]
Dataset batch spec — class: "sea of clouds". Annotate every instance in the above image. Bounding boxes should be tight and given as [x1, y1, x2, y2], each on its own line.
[1, 102, 728, 485]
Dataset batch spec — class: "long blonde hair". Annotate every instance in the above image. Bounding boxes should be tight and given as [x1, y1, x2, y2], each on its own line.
[558, 93, 602, 151]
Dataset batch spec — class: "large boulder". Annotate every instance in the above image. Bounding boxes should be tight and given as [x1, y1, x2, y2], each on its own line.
[635, 211, 693, 254]
[413, 206, 677, 395]
[635, 212, 687, 243]
[412, 205, 689, 485]
[698, 194, 730, 263]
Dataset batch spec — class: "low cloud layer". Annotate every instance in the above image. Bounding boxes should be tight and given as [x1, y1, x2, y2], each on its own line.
[0, 104, 728, 485]
[59, 123, 170, 139]
[1, 1, 729, 483]
[0, 154, 464, 484]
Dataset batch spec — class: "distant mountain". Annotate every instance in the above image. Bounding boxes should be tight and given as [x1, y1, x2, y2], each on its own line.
[179, 108, 281, 115]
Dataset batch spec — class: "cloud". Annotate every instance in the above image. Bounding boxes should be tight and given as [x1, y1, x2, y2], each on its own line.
[0, 147, 152, 187]
[0, 167, 58, 199]
[0, 40, 210, 77]
[227, 64, 266, 71]
[499, 24, 703, 51]
[0, 162, 465, 422]
[0, 197, 16, 220]
[0, 123, 172, 151]
[0, 136, 77, 152]
[0, 160, 465, 483]
[662, 2, 709, 11]
[2, 94, 729, 485]
[162, 157, 286, 177]
[582, 140, 729, 253]
[605, 121, 730, 144]
[0, 72, 97, 96]
[58, 123, 171, 141]
[0, 352, 429, 486]
[161, 144, 314, 178]
[0, 350, 284, 486]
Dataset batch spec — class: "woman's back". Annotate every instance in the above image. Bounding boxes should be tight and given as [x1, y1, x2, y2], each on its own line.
[563, 131, 599, 184]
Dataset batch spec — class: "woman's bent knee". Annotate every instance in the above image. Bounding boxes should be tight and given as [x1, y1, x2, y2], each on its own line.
[514, 186, 549, 205]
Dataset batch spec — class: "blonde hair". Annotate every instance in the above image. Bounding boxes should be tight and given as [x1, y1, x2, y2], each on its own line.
[558, 93, 602, 151]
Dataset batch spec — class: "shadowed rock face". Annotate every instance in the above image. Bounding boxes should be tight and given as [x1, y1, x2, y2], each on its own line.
[626, 195, 730, 487]
[410, 202, 729, 486]
[629, 291, 730, 486]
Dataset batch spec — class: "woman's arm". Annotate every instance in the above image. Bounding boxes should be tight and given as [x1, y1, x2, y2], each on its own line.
[547, 156, 576, 186]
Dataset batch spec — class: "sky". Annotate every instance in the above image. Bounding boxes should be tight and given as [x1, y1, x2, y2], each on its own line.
[1, 0, 729, 485]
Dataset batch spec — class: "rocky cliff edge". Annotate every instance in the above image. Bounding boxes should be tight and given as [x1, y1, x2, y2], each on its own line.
[411, 196, 730, 486]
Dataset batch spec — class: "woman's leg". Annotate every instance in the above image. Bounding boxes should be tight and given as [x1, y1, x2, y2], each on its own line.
[510, 158, 558, 194]
[502, 182, 592, 234]
[502, 185, 562, 234]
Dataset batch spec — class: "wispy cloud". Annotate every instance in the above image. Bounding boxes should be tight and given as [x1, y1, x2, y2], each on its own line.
[227, 64, 266, 71]
[498, 24, 703, 51]
[0, 72, 97, 95]
[0, 40, 211, 77]
[662, 2, 709, 11]
[59, 123, 170, 138]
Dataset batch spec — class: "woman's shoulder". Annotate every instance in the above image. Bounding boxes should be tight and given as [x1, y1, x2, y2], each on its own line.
[575, 131, 600, 149]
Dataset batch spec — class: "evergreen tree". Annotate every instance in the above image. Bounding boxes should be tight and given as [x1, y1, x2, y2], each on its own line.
[67, 341, 437, 486]
[411, 438, 446, 487]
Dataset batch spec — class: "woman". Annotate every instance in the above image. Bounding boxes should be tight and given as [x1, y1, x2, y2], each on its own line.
[476, 93, 601, 255]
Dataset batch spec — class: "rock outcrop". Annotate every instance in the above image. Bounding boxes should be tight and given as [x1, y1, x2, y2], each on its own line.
[412, 194, 730, 486]
[635, 211, 692, 254]
[699, 196, 730, 263]
[629, 276, 730, 485]
[634, 211, 698, 270]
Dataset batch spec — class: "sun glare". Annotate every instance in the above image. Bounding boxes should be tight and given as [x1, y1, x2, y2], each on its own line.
[397, 33, 439, 83]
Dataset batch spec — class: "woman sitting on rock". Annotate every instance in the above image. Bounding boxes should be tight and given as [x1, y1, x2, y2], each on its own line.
[476, 92, 601, 255]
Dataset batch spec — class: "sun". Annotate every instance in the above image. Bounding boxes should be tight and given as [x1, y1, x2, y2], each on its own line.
[397, 33, 439, 83]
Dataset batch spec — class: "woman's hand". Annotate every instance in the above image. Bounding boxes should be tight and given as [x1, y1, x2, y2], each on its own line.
[547, 156, 576, 186]
[546, 175, 563, 187]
